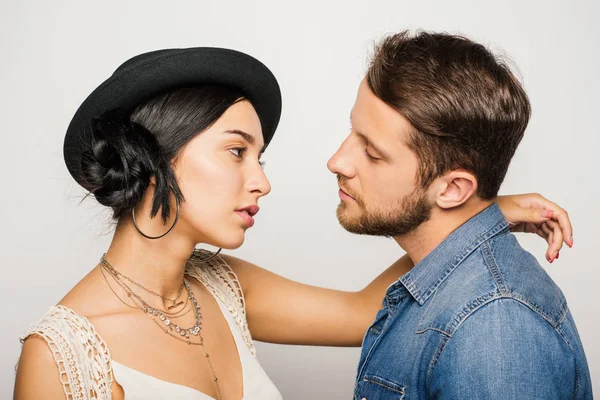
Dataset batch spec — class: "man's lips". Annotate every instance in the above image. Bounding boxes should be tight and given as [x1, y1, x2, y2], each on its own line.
[338, 187, 356, 201]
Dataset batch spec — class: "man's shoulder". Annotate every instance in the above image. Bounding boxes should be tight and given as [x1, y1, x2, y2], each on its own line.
[425, 297, 579, 399]
[485, 232, 568, 326]
[417, 232, 568, 337]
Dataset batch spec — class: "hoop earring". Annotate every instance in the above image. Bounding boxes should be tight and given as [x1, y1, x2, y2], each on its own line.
[193, 248, 223, 262]
[132, 197, 180, 240]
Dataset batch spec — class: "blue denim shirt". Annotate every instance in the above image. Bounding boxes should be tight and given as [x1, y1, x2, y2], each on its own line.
[354, 203, 592, 399]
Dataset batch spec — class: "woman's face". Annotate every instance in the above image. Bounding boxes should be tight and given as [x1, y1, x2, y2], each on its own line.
[172, 100, 271, 249]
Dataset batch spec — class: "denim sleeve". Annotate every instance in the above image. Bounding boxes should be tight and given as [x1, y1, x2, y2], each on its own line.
[427, 298, 578, 399]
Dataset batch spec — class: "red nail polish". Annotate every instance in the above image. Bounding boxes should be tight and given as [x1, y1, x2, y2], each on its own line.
[542, 210, 554, 218]
[556, 253, 560, 259]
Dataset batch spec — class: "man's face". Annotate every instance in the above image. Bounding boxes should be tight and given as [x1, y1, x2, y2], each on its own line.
[327, 79, 432, 237]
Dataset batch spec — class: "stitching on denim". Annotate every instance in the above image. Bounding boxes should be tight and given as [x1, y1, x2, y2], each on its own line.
[445, 291, 502, 335]
[398, 276, 420, 305]
[481, 241, 509, 294]
[427, 293, 575, 386]
[446, 291, 567, 336]
[363, 376, 406, 395]
[510, 293, 567, 328]
[554, 324, 581, 398]
[410, 221, 509, 304]
[355, 310, 394, 388]
[427, 334, 451, 378]
[383, 285, 410, 309]
[419, 274, 567, 339]
[427, 297, 577, 383]
[383, 294, 402, 309]
[557, 304, 569, 326]
[429, 294, 518, 376]
[416, 288, 439, 333]
[418, 291, 503, 337]
[416, 326, 452, 337]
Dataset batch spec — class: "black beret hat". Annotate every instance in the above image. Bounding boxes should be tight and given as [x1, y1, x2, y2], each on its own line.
[63, 47, 282, 189]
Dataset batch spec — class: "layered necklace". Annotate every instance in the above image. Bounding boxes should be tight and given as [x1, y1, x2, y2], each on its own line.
[100, 254, 222, 400]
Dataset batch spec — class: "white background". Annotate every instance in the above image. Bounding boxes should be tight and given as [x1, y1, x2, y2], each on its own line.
[1, 0, 598, 398]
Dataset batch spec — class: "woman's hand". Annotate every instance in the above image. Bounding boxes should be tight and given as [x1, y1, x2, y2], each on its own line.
[497, 193, 573, 263]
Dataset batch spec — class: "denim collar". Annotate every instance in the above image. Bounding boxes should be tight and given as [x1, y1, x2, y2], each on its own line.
[387, 203, 509, 306]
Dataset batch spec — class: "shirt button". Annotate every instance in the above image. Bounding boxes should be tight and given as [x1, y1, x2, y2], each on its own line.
[369, 326, 380, 335]
[361, 398, 367, 400]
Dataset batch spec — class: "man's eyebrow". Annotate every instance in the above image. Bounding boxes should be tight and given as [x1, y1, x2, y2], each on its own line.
[355, 131, 389, 159]
[350, 111, 389, 159]
[225, 129, 265, 154]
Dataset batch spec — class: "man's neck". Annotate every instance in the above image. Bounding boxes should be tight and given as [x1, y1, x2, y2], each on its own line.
[395, 200, 494, 265]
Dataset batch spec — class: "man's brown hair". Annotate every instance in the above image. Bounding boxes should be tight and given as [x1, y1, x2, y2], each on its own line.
[367, 30, 531, 199]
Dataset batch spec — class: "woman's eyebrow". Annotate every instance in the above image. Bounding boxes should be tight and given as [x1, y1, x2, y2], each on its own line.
[224, 129, 265, 153]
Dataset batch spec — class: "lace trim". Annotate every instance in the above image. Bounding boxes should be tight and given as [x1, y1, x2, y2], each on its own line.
[19, 305, 114, 400]
[18, 251, 254, 399]
[186, 249, 256, 356]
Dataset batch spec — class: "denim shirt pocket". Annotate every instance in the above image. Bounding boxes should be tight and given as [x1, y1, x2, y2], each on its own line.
[355, 374, 406, 400]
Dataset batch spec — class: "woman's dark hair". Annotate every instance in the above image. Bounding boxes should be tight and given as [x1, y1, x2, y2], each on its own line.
[80, 86, 246, 222]
[367, 31, 531, 199]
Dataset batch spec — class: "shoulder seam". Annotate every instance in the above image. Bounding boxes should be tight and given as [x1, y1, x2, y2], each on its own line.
[481, 241, 509, 294]
[428, 295, 569, 377]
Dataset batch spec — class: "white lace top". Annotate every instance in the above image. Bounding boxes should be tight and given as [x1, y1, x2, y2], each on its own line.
[19, 251, 282, 400]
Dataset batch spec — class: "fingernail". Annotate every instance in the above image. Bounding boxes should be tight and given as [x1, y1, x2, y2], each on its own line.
[556, 252, 560, 259]
[569, 239, 574, 248]
[541, 210, 554, 218]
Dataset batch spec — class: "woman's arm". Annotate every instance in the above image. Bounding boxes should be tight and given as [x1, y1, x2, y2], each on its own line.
[223, 253, 412, 347]
[231, 193, 572, 347]
[497, 193, 573, 262]
[14, 336, 68, 399]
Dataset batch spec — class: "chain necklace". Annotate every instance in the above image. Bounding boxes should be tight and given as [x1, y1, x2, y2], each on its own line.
[100, 265, 193, 319]
[100, 254, 185, 310]
[99, 255, 223, 400]
[101, 258, 203, 338]
[101, 257, 189, 317]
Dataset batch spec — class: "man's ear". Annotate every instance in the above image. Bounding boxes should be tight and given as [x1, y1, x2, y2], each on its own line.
[433, 170, 478, 209]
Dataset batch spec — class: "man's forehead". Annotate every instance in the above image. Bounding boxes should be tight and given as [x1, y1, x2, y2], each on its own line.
[351, 83, 414, 143]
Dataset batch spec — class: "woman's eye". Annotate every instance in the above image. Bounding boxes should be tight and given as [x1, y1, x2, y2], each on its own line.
[229, 148, 245, 157]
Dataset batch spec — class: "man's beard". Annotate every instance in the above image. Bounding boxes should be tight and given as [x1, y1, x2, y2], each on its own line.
[336, 178, 432, 237]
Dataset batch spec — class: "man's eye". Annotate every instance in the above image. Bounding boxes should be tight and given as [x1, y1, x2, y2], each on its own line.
[229, 148, 246, 157]
[363, 148, 379, 161]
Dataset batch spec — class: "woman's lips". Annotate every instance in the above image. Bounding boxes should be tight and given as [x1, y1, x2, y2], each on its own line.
[235, 210, 255, 228]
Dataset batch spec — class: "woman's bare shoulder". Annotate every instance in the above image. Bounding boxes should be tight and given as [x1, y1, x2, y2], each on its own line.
[57, 266, 128, 320]
[15, 334, 65, 399]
